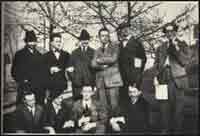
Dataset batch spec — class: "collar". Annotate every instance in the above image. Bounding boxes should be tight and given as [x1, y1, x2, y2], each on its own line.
[26, 105, 35, 113]
[82, 99, 92, 108]
[81, 46, 88, 51]
[27, 47, 35, 54]
[130, 97, 139, 104]
[126, 35, 132, 41]
[52, 102, 61, 112]
[102, 43, 109, 49]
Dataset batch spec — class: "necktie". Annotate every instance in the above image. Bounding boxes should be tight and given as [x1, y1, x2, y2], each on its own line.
[102, 45, 105, 53]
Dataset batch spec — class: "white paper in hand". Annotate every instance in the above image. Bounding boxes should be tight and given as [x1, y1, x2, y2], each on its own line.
[134, 58, 142, 68]
[155, 84, 168, 100]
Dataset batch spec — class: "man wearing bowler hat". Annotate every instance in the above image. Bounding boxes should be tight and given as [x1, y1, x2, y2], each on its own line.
[70, 29, 95, 101]
[43, 33, 74, 102]
[11, 30, 46, 105]
[153, 23, 190, 134]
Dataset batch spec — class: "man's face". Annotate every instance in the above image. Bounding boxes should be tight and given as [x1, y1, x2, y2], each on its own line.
[128, 86, 141, 99]
[120, 27, 130, 40]
[24, 94, 36, 108]
[51, 37, 62, 51]
[99, 30, 110, 45]
[54, 95, 63, 106]
[166, 30, 176, 40]
[27, 41, 37, 49]
[81, 86, 94, 101]
[80, 40, 89, 47]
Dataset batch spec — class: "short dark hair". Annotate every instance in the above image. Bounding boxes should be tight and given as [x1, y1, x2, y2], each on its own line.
[162, 23, 178, 33]
[50, 33, 61, 42]
[98, 27, 109, 37]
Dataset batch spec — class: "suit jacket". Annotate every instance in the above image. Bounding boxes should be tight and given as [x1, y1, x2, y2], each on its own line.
[70, 47, 95, 87]
[154, 39, 190, 89]
[118, 36, 147, 86]
[43, 50, 72, 91]
[11, 46, 45, 88]
[72, 99, 107, 128]
[43, 102, 73, 133]
[91, 43, 123, 88]
[123, 96, 150, 133]
[15, 104, 45, 133]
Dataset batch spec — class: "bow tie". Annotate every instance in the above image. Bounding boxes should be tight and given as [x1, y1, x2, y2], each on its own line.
[54, 49, 61, 53]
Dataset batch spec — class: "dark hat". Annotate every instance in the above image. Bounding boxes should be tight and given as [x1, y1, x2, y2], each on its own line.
[79, 29, 90, 40]
[24, 30, 37, 42]
[163, 23, 178, 33]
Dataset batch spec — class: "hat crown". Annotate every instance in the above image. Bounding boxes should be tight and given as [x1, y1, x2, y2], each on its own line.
[79, 29, 90, 40]
[24, 30, 37, 42]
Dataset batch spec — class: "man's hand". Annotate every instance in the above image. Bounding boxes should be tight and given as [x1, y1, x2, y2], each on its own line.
[43, 126, 56, 134]
[114, 116, 125, 124]
[81, 122, 96, 132]
[110, 119, 121, 132]
[66, 66, 74, 73]
[50, 66, 61, 74]
[78, 116, 91, 127]
[63, 120, 75, 128]
[154, 77, 159, 86]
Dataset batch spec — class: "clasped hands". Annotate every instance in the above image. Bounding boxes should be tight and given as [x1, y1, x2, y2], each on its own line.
[78, 116, 96, 132]
[110, 116, 125, 132]
[50, 66, 74, 74]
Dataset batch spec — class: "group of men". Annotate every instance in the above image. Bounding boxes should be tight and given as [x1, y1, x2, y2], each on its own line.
[11, 22, 190, 134]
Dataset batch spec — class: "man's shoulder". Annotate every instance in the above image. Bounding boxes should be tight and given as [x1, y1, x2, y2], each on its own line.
[72, 47, 81, 54]
[73, 100, 82, 108]
[15, 47, 28, 56]
[61, 50, 70, 56]
[16, 104, 26, 111]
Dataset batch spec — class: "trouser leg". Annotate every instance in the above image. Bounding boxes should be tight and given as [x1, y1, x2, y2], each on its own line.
[107, 87, 119, 116]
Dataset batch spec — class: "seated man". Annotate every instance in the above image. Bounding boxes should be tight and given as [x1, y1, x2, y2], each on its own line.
[43, 92, 75, 134]
[71, 85, 107, 134]
[109, 84, 150, 134]
[15, 90, 46, 133]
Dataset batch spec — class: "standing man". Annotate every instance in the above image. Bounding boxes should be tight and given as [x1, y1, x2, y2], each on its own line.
[11, 30, 46, 105]
[153, 23, 190, 134]
[117, 23, 147, 107]
[70, 29, 95, 100]
[43, 33, 73, 102]
[91, 27, 123, 117]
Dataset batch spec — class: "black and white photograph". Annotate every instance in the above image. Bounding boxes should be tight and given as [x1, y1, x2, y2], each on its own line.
[1, 1, 199, 135]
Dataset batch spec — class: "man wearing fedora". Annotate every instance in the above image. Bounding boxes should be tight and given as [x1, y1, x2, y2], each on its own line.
[11, 30, 46, 105]
[70, 29, 95, 101]
[153, 23, 190, 134]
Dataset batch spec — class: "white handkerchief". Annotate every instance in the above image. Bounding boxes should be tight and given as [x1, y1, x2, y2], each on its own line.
[134, 58, 142, 68]
[155, 84, 168, 100]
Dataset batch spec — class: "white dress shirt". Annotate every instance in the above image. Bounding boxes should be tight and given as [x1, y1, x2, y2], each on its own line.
[54, 51, 60, 60]
[122, 35, 132, 47]
[82, 99, 92, 109]
[52, 102, 61, 114]
[27, 106, 35, 116]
